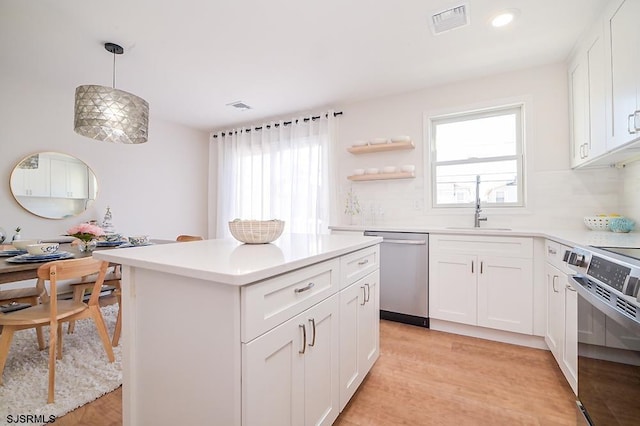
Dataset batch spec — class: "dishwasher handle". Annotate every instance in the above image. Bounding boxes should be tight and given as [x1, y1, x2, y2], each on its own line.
[380, 238, 426, 245]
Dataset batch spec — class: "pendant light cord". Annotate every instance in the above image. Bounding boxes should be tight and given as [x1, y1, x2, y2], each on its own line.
[112, 50, 116, 88]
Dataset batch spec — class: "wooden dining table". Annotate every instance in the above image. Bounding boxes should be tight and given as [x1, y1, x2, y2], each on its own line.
[0, 243, 95, 285]
[0, 239, 173, 286]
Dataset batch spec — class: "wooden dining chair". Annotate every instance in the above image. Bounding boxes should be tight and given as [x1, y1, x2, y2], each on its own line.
[0, 257, 115, 403]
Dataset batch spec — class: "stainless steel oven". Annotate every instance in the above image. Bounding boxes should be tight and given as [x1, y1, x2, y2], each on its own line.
[567, 246, 640, 425]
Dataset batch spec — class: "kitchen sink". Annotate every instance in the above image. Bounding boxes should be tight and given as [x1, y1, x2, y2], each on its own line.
[445, 227, 512, 231]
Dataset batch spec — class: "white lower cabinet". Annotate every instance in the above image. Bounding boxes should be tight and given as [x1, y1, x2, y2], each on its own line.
[243, 293, 340, 426]
[543, 239, 577, 393]
[544, 258, 577, 394]
[241, 245, 380, 426]
[429, 235, 534, 335]
[339, 270, 380, 410]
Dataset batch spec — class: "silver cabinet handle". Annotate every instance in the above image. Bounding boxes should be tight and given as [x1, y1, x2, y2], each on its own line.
[566, 284, 577, 292]
[629, 113, 638, 134]
[471, 260, 474, 274]
[294, 282, 315, 294]
[552, 275, 559, 293]
[364, 283, 370, 303]
[299, 324, 306, 354]
[480, 261, 483, 274]
[357, 259, 369, 266]
[360, 286, 366, 305]
[547, 247, 557, 255]
[308, 318, 316, 347]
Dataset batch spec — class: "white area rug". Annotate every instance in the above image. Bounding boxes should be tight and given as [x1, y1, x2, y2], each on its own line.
[0, 305, 122, 425]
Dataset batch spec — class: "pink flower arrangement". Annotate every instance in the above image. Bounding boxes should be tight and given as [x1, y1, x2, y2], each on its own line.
[67, 223, 105, 242]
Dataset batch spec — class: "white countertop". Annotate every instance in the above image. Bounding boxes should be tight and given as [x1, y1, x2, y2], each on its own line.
[329, 225, 640, 248]
[93, 233, 382, 286]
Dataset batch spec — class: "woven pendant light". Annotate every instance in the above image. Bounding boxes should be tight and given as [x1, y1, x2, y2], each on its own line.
[74, 43, 149, 144]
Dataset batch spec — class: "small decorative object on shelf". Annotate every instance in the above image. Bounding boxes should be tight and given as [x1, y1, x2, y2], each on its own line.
[0, 227, 5, 244]
[67, 223, 105, 252]
[344, 187, 361, 225]
[12, 227, 21, 242]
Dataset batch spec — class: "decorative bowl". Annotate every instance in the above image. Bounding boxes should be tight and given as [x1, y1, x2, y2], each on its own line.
[365, 168, 379, 174]
[353, 168, 365, 175]
[26, 243, 59, 255]
[390, 135, 411, 143]
[382, 166, 397, 173]
[583, 216, 611, 231]
[400, 165, 415, 173]
[128, 235, 150, 246]
[12, 239, 40, 250]
[352, 140, 368, 147]
[609, 217, 635, 233]
[228, 219, 284, 244]
[370, 138, 389, 145]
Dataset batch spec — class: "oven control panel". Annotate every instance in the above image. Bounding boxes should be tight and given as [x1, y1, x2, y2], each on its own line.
[587, 256, 630, 293]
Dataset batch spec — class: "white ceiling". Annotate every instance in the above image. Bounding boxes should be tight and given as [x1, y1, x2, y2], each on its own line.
[2, 0, 608, 132]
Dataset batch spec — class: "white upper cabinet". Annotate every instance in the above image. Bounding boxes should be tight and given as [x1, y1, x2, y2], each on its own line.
[568, 21, 606, 168]
[604, 0, 640, 150]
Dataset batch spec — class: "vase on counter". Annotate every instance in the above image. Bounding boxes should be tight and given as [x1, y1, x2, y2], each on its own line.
[77, 239, 98, 253]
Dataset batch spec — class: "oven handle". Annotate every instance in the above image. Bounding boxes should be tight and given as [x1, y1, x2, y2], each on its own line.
[380, 239, 426, 245]
[570, 275, 640, 332]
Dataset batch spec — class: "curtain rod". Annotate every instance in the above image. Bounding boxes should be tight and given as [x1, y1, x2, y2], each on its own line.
[212, 111, 342, 138]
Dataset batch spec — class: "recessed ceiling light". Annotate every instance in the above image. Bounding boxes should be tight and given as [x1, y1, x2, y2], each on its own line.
[491, 9, 519, 28]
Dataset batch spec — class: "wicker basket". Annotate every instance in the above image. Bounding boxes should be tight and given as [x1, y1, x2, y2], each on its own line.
[228, 219, 285, 244]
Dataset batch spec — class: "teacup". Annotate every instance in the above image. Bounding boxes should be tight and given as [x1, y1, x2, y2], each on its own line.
[104, 233, 122, 242]
[12, 239, 40, 251]
[128, 235, 150, 246]
[26, 243, 59, 255]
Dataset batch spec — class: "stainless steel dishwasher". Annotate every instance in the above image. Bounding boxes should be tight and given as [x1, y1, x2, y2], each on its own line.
[363, 230, 429, 327]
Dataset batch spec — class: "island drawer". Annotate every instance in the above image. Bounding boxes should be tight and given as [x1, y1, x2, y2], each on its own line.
[241, 258, 340, 343]
[340, 245, 380, 290]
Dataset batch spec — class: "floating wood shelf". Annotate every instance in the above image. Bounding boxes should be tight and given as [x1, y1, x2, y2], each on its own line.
[347, 140, 414, 154]
[347, 172, 415, 181]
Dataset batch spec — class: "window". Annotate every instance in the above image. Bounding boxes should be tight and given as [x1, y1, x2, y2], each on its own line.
[429, 104, 524, 208]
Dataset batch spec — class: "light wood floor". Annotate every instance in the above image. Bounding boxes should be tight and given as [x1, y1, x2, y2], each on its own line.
[54, 318, 578, 426]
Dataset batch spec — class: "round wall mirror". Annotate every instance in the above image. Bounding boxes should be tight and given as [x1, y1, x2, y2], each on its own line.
[10, 152, 98, 219]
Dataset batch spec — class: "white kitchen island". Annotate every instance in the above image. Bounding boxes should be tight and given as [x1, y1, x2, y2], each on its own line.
[93, 233, 382, 426]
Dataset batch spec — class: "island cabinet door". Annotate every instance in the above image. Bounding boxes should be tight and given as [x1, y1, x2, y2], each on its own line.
[339, 270, 380, 411]
[303, 294, 340, 426]
[242, 294, 339, 426]
[242, 316, 305, 426]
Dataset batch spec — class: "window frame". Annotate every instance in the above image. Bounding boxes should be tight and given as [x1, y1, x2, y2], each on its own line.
[427, 103, 526, 209]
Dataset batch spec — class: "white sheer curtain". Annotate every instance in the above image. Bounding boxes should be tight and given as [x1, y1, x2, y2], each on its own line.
[212, 112, 335, 238]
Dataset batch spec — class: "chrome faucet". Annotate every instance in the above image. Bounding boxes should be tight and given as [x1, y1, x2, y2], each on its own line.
[474, 175, 487, 228]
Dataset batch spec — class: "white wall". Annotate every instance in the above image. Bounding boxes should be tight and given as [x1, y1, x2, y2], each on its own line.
[0, 78, 209, 243]
[620, 161, 640, 223]
[335, 62, 621, 230]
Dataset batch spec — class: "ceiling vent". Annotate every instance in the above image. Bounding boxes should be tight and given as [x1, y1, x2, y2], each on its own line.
[226, 101, 252, 111]
[430, 4, 469, 35]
